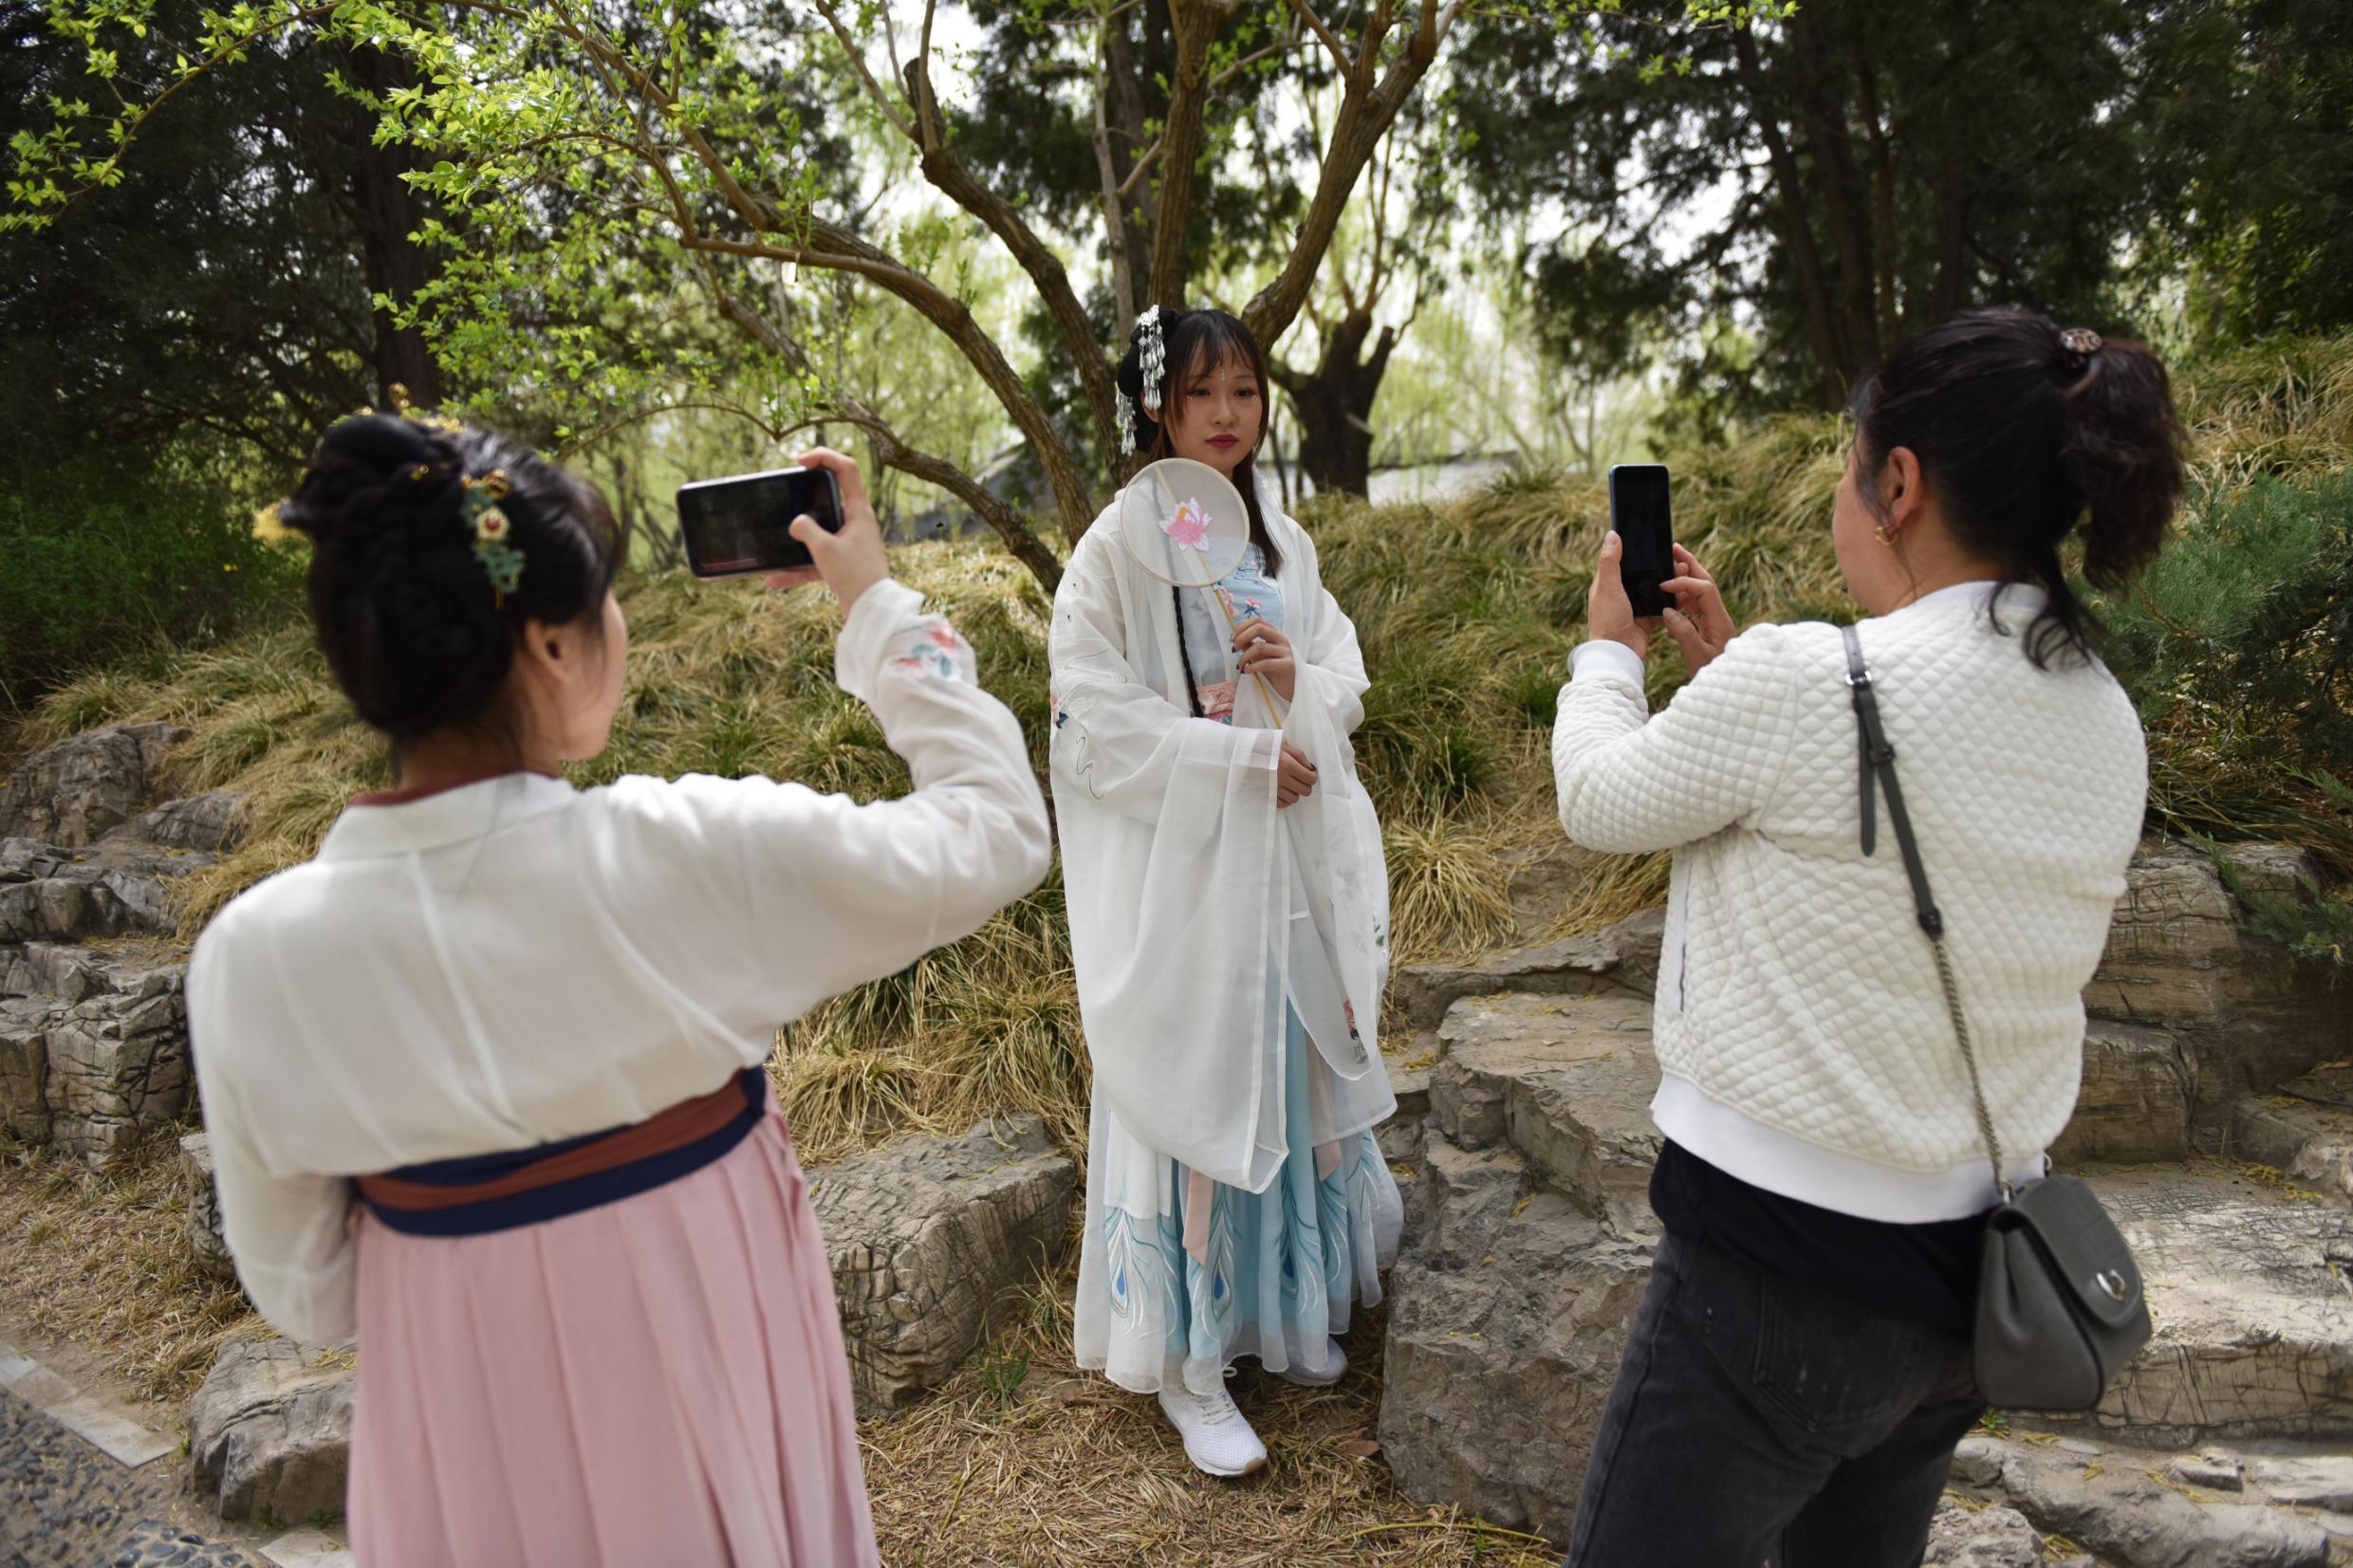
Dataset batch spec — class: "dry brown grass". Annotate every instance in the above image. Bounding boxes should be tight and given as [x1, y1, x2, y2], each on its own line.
[0, 1130, 254, 1406]
[859, 1259, 1552, 1567]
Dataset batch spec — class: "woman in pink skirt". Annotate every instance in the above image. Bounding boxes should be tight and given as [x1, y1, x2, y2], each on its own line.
[188, 415, 1051, 1565]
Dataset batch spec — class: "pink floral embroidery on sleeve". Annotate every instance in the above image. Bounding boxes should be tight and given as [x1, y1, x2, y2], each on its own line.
[889, 623, 970, 681]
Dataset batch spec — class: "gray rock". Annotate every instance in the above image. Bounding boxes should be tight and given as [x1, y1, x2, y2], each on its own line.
[2168, 1451, 2245, 1492]
[2232, 1065, 2353, 1205]
[1430, 989, 1661, 1238]
[1924, 1501, 2045, 1568]
[1998, 1439, 2329, 1568]
[2043, 1168, 2353, 1445]
[0, 723, 188, 848]
[41, 958, 192, 1165]
[1389, 908, 1661, 1029]
[2085, 839, 2351, 1123]
[1375, 987, 1668, 1547]
[1374, 1032, 1440, 1171]
[2248, 1455, 2353, 1511]
[0, 995, 51, 1141]
[0, 839, 207, 945]
[187, 1337, 353, 1525]
[110, 790, 248, 854]
[807, 1114, 1075, 1415]
[1376, 1136, 1654, 1546]
[1951, 1433, 2008, 1487]
[2050, 1021, 2195, 1165]
[180, 1134, 235, 1282]
[0, 947, 189, 1164]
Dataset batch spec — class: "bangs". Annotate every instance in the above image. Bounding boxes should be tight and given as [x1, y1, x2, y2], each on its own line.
[1171, 313, 1263, 388]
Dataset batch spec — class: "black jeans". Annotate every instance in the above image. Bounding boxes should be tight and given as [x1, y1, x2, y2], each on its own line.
[1565, 1231, 1985, 1568]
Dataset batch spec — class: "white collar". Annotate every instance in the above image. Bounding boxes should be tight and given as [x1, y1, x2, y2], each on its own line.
[316, 771, 578, 859]
[1888, 579, 2047, 618]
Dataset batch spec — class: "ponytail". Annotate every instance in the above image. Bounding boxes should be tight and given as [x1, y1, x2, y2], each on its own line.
[1850, 308, 2184, 668]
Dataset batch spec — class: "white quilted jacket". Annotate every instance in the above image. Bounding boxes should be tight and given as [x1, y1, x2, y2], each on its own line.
[1552, 581, 2146, 1218]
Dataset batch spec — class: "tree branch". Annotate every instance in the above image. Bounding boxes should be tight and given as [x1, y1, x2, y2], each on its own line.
[1243, 0, 1461, 348]
[694, 256, 1064, 592]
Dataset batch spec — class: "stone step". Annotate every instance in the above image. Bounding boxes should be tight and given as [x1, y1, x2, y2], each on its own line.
[2032, 1166, 2353, 1448]
[1428, 989, 1661, 1238]
[1951, 1428, 2342, 1568]
[1389, 908, 1661, 1029]
[2231, 1063, 2353, 1206]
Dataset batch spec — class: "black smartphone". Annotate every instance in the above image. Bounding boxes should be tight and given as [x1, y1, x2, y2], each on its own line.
[1607, 463, 1675, 618]
[676, 466, 847, 578]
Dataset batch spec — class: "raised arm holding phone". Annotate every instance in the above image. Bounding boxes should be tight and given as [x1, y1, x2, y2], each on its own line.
[1553, 309, 2186, 1567]
[187, 418, 1048, 1566]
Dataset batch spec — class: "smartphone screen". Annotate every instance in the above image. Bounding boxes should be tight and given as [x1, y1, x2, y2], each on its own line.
[676, 468, 846, 578]
[1607, 463, 1674, 618]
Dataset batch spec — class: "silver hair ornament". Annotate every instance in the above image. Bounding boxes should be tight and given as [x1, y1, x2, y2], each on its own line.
[1137, 305, 1166, 413]
[1116, 393, 1137, 456]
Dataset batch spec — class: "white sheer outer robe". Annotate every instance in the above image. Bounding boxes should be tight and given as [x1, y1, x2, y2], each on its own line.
[1048, 496, 1396, 1195]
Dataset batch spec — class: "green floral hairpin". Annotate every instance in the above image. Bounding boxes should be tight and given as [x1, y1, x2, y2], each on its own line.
[458, 470, 526, 606]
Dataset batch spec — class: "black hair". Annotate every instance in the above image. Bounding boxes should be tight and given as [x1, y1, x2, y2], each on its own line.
[276, 414, 624, 744]
[1118, 305, 1282, 718]
[1848, 307, 2183, 669]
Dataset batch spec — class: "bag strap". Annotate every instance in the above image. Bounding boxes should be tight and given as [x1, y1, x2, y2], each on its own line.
[1842, 624, 2014, 1200]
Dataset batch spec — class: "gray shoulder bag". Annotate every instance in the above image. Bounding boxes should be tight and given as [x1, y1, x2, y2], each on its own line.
[1843, 623, 2151, 1411]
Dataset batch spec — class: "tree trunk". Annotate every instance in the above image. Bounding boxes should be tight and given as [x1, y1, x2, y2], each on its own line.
[1146, 0, 1233, 309]
[1932, 165, 1972, 320]
[1853, 37, 1902, 347]
[1732, 28, 1845, 407]
[1787, 9, 1880, 379]
[1271, 305, 1397, 497]
[341, 46, 443, 408]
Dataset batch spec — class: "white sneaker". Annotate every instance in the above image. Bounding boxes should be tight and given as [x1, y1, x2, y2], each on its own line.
[1276, 1336, 1348, 1388]
[1158, 1382, 1269, 1477]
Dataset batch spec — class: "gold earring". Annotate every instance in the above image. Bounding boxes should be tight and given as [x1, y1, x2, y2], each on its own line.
[1874, 523, 1895, 547]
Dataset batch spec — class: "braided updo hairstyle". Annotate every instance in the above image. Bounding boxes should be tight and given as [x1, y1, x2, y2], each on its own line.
[276, 415, 623, 742]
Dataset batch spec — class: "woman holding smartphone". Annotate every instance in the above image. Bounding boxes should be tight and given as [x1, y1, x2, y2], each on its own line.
[1552, 309, 2183, 1565]
[1049, 305, 1401, 1477]
[188, 417, 1050, 1565]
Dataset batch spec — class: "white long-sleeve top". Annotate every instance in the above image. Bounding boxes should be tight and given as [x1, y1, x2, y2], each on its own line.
[1552, 581, 2146, 1220]
[187, 580, 1052, 1343]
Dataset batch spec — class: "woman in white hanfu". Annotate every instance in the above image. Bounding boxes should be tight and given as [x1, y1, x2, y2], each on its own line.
[1049, 305, 1402, 1477]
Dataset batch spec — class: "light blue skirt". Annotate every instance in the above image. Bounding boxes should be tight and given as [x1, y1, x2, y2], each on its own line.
[1080, 1007, 1402, 1394]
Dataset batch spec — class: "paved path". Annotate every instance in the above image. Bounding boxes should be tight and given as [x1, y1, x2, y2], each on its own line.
[0, 1329, 343, 1568]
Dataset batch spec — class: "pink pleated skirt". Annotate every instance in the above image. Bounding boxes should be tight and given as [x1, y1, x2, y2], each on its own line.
[346, 1097, 879, 1568]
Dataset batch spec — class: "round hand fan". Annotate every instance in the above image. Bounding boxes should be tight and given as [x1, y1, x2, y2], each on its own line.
[1116, 458, 1251, 588]
[1116, 459, 1281, 711]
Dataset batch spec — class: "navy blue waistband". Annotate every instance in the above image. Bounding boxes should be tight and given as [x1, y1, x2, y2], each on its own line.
[358, 1066, 769, 1237]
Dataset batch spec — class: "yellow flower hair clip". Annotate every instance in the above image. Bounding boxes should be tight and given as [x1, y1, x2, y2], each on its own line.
[459, 470, 525, 605]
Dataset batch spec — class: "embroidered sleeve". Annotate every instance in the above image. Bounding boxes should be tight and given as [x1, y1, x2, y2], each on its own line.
[885, 623, 975, 683]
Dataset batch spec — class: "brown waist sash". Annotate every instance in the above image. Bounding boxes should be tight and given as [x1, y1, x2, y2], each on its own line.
[355, 1066, 769, 1236]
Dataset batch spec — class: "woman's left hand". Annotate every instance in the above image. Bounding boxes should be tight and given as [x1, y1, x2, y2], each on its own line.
[1232, 618, 1298, 702]
[1586, 531, 1659, 658]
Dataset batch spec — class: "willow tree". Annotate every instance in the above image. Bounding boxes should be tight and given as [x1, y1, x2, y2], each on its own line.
[12, 2, 1797, 590]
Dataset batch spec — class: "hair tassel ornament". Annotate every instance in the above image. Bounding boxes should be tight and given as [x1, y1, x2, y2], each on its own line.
[459, 470, 526, 607]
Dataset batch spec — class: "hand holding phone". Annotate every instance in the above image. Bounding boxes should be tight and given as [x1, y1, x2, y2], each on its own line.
[1587, 463, 1675, 657]
[767, 450, 887, 613]
[676, 451, 887, 612]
